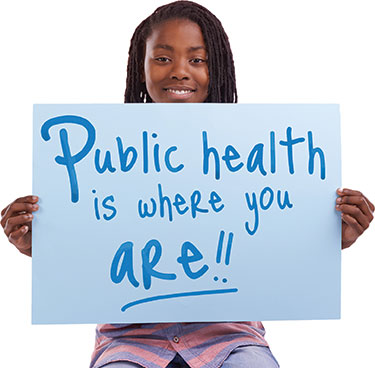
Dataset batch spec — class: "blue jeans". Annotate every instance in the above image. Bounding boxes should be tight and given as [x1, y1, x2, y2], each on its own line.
[102, 345, 280, 367]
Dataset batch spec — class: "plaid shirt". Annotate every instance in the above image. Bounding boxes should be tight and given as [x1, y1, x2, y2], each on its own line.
[90, 322, 268, 368]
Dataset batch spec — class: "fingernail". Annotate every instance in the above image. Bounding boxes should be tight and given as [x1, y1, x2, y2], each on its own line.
[23, 226, 28, 232]
[336, 197, 342, 203]
[32, 204, 39, 210]
[337, 188, 344, 193]
[32, 196, 38, 201]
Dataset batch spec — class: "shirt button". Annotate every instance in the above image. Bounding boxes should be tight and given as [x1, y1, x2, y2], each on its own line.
[173, 336, 180, 343]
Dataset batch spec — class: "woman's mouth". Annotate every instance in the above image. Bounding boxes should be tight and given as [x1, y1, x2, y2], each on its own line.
[163, 88, 196, 99]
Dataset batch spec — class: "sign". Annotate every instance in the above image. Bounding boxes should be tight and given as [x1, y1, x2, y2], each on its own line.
[32, 104, 341, 324]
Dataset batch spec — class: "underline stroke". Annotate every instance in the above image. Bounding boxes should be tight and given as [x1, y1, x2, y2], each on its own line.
[121, 288, 239, 312]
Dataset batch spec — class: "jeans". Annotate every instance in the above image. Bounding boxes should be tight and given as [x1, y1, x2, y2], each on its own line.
[102, 345, 280, 367]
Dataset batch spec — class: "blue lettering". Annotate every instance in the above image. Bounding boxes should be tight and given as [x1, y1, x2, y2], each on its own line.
[102, 195, 117, 221]
[110, 241, 139, 287]
[308, 131, 326, 180]
[260, 187, 274, 210]
[191, 190, 209, 219]
[202, 131, 220, 180]
[141, 239, 177, 290]
[116, 137, 137, 172]
[94, 149, 116, 174]
[208, 191, 224, 212]
[40, 115, 96, 203]
[173, 193, 189, 215]
[279, 127, 305, 174]
[270, 131, 276, 173]
[138, 198, 157, 218]
[153, 143, 161, 172]
[244, 192, 259, 236]
[277, 190, 293, 209]
[93, 190, 100, 220]
[142, 131, 148, 173]
[222, 145, 244, 172]
[246, 144, 267, 176]
[165, 146, 184, 173]
[177, 241, 209, 279]
[158, 183, 173, 222]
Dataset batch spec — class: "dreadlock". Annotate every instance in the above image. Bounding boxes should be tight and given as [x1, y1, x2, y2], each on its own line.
[124, 0, 237, 103]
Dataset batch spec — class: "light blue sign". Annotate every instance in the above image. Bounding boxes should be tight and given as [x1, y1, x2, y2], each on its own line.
[32, 104, 341, 324]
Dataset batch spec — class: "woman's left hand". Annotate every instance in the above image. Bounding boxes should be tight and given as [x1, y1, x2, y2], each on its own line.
[336, 188, 374, 249]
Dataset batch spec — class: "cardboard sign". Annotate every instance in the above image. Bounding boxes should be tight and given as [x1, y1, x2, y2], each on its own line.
[32, 104, 341, 324]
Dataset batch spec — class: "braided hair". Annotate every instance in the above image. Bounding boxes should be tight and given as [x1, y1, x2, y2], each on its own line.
[124, 0, 237, 103]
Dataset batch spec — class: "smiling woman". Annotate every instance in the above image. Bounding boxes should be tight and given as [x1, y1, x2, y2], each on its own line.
[124, 1, 237, 103]
[1, 0, 375, 368]
[142, 19, 209, 103]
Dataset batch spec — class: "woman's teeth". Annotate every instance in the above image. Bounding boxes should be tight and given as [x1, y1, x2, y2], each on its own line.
[166, 89, 193, 94]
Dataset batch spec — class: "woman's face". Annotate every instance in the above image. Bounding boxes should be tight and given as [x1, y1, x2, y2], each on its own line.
[143, 18, 209, 103]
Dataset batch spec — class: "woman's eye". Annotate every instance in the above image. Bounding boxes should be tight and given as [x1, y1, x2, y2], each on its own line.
[155, 57, 170, 62]
[191, 58, 206, 63]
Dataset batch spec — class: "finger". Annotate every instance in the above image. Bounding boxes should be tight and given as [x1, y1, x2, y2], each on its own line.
[1, 195, 38, 217]
[337, 188, 363, 197]
[336, 195, 374, 220]
[1, 202, 39, 228]
[9, 226, 32, 256]
[13, 195, 39, 204]
[8, 225, 29, 244]
[363, 194, 375, 213]
[338, 204, 370, 230]
[342, 213, 364, 235]
[2, 202, 39, 216]
[3, 213, 33, 236]
[336, 188, 374, 214]
[0, 205, 9, 217]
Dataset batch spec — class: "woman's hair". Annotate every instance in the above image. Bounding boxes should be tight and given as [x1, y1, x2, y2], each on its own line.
[125, 0, 237, 103]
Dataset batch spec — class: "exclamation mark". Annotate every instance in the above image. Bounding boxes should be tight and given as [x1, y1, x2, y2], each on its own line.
[216, 230, 234, 266]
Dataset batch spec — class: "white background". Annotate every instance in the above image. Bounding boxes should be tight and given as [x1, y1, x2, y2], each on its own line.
[0, 0, 374, 367]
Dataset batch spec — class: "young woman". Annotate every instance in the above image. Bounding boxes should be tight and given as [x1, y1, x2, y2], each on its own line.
[1, 2, 373, 367]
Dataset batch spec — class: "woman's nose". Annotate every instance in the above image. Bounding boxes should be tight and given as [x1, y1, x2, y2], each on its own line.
[170, 60, 190, 80]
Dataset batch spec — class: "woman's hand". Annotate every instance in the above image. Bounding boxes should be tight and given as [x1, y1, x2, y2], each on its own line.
[1, 195, 39, 257]
[336, 188, 374, 249]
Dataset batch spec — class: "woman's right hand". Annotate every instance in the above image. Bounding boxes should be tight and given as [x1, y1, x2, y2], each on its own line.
[1, 195, 39, 257]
